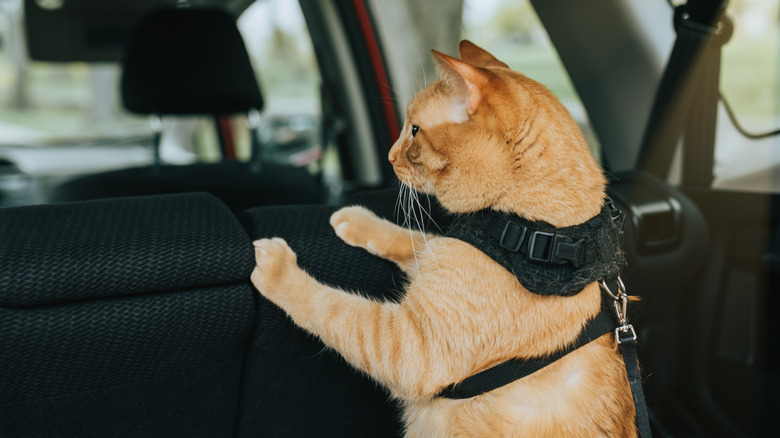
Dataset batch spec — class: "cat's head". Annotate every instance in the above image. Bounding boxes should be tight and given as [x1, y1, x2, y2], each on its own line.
[389, 40, 605, 227]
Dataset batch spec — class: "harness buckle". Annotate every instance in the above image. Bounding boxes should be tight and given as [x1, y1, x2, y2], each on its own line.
[527, 231, 583, 266]
[599, 276, 626, 301]
[600, 276, 638, 345]
[499, 221, 527, 252]
[616, 324, 637, 344]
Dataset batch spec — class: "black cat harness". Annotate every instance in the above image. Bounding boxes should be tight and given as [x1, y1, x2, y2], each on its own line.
[440, 201, 652, 438]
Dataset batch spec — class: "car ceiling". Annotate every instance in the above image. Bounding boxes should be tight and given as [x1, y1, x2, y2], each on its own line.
[24, 0, 256, 62]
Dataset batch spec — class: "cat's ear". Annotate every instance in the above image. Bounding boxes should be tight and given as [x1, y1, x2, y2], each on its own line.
[432, 49, 489, 115]
[458, 40, 509, 69]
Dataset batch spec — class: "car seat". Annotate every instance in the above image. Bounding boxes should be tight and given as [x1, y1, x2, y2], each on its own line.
[49, 8, 321, 211]
[235, 196, 407, 437]
[0, 193, 256, 437]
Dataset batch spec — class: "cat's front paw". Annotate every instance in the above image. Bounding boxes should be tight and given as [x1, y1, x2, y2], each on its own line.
[330, 206, 383, 255]
[251, 237, 304, 300]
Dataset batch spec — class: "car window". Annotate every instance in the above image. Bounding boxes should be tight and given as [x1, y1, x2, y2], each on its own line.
[713, 0, 780, 192]
[371, 0, 602, 163]
[0, 0, 152, 178]
[238, 0, 323, 170]
[0, 0, 323, 206]
[461, 0, 602, 161]
[721, 0, 779, 135]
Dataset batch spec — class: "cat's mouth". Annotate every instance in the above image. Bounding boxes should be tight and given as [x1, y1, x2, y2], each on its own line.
[396, 172, 436, 195]
[394, 166, 433, 195]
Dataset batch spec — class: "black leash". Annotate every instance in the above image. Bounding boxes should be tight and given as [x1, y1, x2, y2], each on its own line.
[601, 277, 652, 438]
[621, 336, 652, 437]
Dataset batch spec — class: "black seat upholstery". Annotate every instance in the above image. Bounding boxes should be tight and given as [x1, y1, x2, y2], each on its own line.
[51, 7, 321, 210]
[236, 200, 406, 437]
[50, 161, 320, 212]
[1, 189, 406, 437]
[2, 177, 706, 437]
[0, 193, 256, 437]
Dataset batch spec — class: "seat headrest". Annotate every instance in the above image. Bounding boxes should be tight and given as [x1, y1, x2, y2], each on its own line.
[0, 193, 255, 308]
[121, 8, 263, 115]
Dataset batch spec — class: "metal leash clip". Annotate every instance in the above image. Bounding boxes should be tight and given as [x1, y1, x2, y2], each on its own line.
[599, 276, 637, 344]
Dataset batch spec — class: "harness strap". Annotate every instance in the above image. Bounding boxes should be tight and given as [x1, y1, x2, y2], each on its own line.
[445, 204, 624, 296]
[437, 291, 653, 437]
[437, 309, 615, 399]
[440, 201, 649, 433]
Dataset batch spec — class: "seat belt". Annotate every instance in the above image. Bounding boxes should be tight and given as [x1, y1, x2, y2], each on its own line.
[637, 0, 731, 187]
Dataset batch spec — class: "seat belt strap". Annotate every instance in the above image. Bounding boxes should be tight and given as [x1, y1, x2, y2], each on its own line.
[681, 17, 731, 187]
[637, 0, 730, 182]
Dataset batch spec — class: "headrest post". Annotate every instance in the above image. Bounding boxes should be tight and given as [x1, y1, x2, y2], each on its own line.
[150, 114, 164, 167]
[247, 107, 263, 172]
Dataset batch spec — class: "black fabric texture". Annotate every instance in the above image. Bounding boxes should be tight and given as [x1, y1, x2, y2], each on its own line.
[446, 206, 625, 296]
[0, 359, 245, 438]
[1, 192, 257, 436]
[0, 283, 255, 404]
[0, 192, 255, 307]
[240, 204, 407, 304]
[49, 162, 321, 212]
[237, 203, 406, 437]
[121, 8, 263, 115]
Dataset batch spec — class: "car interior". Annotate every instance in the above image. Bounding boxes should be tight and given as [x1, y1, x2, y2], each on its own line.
[47, 7, 321, 211]
[1, 0, 777, 437]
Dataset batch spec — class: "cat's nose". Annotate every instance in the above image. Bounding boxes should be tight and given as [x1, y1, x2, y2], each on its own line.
[388, 148, 397, 165]
[388, 139, 402, 165]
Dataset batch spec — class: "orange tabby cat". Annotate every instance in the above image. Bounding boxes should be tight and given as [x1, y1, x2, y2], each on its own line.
[251, 40, 636, 437]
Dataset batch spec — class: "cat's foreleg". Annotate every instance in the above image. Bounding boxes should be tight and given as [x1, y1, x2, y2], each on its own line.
[330, 206, 429, 274]
[251, 237, 447, 400]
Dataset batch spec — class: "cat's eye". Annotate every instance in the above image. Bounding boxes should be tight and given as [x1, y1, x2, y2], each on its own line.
[411, 125, 420, 137]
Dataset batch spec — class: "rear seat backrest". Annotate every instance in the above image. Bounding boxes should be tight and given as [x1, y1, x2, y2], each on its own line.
[236, 202, 406, 437]
[0, 193, 256, 437]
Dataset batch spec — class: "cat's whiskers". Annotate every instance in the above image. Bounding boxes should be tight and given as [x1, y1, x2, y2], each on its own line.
[406, 173, 438, 264]
[408, 172, 444, 235]
[394, 180, 405, 227]
[400, 180, 422, 274]
[376, 81, 400, 104]
[396, 180, 424, 273]
[398, 182, 412, 231]
[419, 59, 428, 89]
[407, 181, 425, 234]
